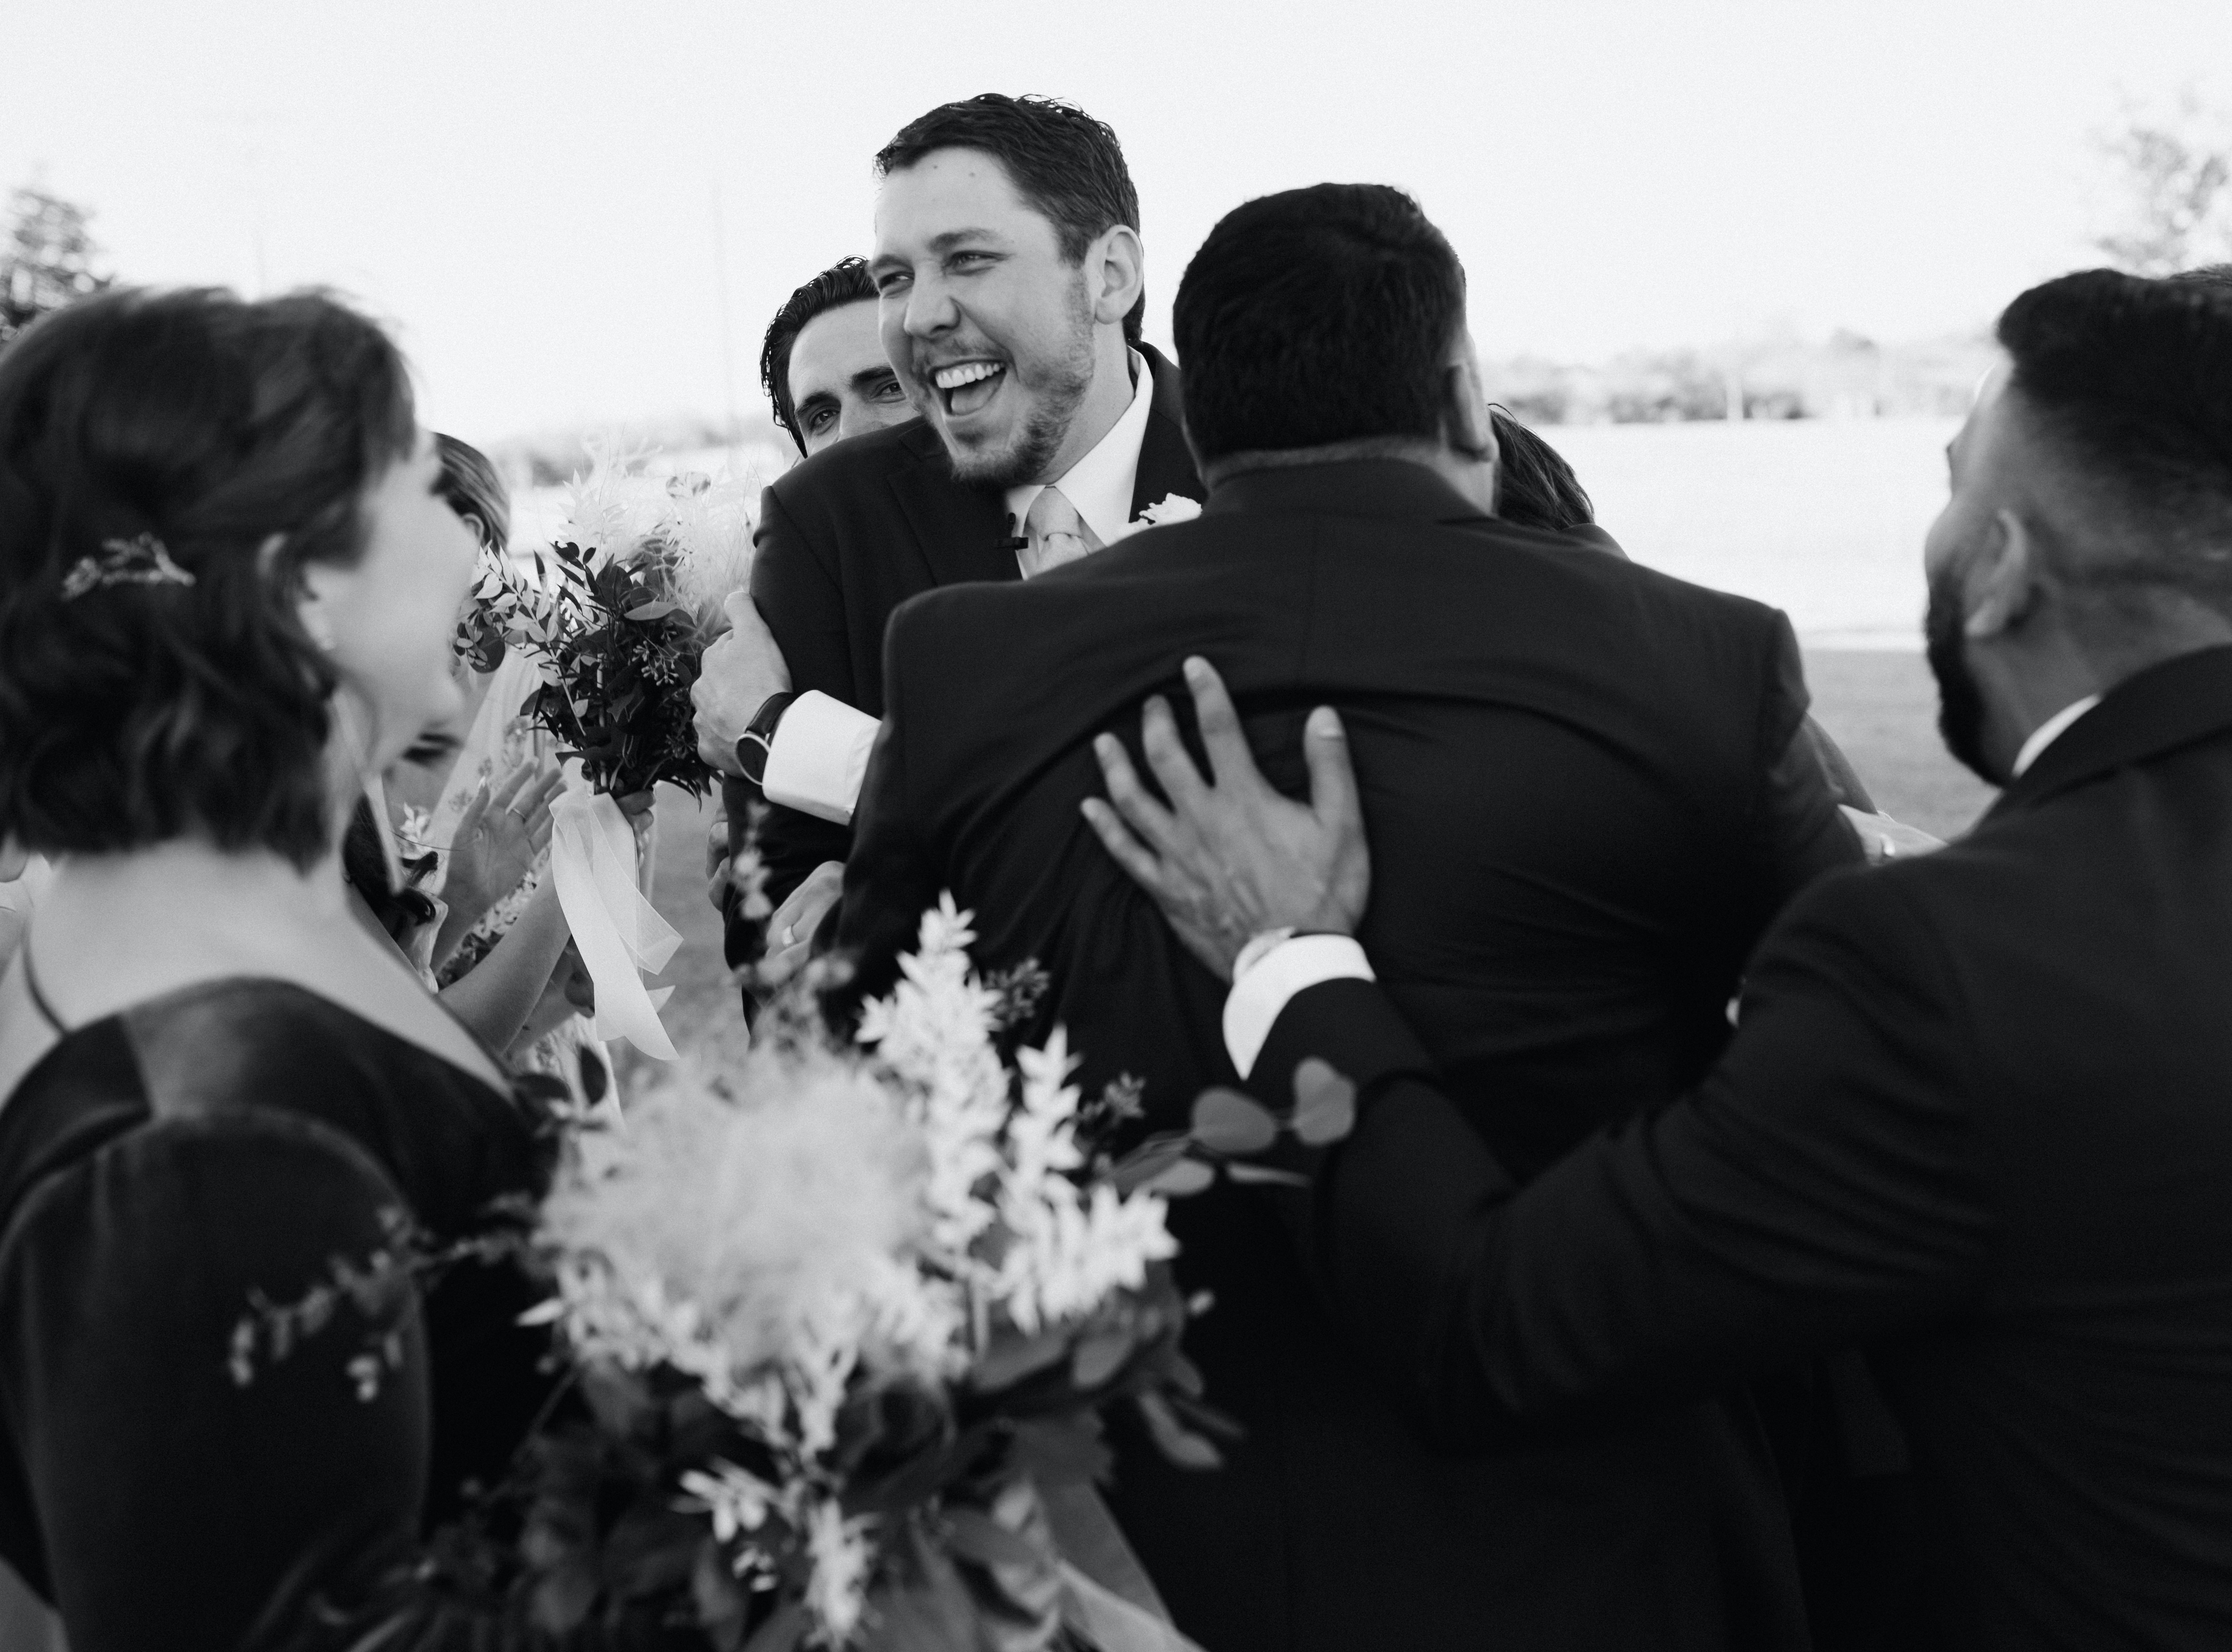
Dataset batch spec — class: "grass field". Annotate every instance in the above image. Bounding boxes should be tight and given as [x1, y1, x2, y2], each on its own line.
[632, 648, 1998, 1061]
[1803, 648, 1996, 838]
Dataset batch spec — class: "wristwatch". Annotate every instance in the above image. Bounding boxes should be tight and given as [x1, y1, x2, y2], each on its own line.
[734, 691, 798, 786]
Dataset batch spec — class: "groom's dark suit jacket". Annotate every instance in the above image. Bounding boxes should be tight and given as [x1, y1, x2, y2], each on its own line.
[836, 459, 1862, 1652]
[723, 344, 1201, 941]
[1249, 643, 2232, 1651]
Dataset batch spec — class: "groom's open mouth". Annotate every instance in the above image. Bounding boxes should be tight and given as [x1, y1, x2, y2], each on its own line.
[930, 358, 1008, 420]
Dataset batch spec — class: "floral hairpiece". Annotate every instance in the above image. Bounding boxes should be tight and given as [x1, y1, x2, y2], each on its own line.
[60, 533, 196, 601]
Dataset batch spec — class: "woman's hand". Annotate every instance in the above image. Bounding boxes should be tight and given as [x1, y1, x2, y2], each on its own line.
[444, 759, 563, 929]
[509, 941, 595, 1059]
[757, 859, 846, 986]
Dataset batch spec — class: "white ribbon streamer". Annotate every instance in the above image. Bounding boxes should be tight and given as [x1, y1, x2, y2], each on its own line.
[547, 787, 680, 1062]
[1059, 1564, 1207, 1652]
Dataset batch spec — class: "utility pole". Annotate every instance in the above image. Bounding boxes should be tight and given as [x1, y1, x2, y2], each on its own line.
[709, 180, 740, 457]
[198, 110, 274, 295]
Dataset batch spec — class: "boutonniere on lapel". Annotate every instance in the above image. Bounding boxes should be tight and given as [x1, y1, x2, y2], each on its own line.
[1134, 493, 1204, 528]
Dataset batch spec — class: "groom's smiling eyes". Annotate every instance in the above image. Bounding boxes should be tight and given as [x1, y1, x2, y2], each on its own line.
[871, 235, 1010, 298]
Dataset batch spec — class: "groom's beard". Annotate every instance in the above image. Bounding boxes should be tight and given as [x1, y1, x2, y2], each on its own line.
[938, 282, 1097, 490]
[1926, 563, 2002, 784]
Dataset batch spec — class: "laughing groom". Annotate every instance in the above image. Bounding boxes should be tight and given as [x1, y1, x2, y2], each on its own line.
[691, 94, 1203, 956]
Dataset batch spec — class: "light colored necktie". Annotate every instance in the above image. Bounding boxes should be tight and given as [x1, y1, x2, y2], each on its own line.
[1020, 485, 1102, 578]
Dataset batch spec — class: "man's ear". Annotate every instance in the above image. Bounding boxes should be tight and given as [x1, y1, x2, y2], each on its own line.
[1086, 225, 1146, 329]
[1442, 357, 1497, 464]
[1964, 508, 2044, 640]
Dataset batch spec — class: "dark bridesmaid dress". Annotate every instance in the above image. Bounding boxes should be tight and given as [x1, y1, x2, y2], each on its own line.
[0, 976, 556, 1651]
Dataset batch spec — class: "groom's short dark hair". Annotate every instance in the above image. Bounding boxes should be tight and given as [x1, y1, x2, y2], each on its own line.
[876, 94, 1144, 345]
[1174, 184, 1466, 464]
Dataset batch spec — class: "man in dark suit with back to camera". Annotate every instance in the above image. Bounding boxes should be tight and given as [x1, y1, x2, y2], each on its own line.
[835, 182, 1863, 1651]
[1085, 267, 2232, 1651]
[690, 95, 1202, 963]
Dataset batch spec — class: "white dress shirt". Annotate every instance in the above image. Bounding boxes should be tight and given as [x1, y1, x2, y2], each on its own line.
[762, 351, 1158, 826]
[1002, 348, 1155, 567]
[2011, 695, 2101, 778]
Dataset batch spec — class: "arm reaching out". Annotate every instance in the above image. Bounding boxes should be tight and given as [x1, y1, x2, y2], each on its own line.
[692, 592, 794, 778]
[1078, 655, 1370, 980]
[436, 757, 562, 967]
[1080, 655, 1989, 1449]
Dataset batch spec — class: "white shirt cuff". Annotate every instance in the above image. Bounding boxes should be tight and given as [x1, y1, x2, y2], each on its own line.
[1222, 934, 1374, 1081]
[760, 691, 880, 825]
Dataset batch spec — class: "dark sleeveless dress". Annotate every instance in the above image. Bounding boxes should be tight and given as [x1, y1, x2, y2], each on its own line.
[0, 976, 556, 1651]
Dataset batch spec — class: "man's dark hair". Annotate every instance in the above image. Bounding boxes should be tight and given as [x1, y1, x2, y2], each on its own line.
[1489, 407, 1594, 532]
[1996, 268, 2232, 605]
[2169, 262, 2232, 293]
[876, 95, 1143, 346]
[1174, 184, 1467, 466]
[0, 285, 415, 866]
[761, 256, 880, 455]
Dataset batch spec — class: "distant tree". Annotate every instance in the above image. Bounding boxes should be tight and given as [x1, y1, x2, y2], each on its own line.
[0, 185, 112, 343]
[2092, 92, 2232, 276]
[1602, 349, 1728, 424]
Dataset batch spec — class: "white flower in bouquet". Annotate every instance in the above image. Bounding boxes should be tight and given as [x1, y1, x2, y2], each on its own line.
[858, 898, 1178, 1334]
[540, 1044, 965, 1440]
[531, 895, 1189, 1646]
[991, 1032, 1176, 1332]
[805, 1502, 877, 1643]
[559, 440, 671, 564]
[559, 447, 760, 619]
[664, 469, 762, 621]
[855, 903, 1014, 1260]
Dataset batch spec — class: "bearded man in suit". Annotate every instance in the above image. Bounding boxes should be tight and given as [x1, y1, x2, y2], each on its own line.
[1087, 267, 2232, 1651]
[691, 94, 1203, 966]
[829, 182, 1865, 1651]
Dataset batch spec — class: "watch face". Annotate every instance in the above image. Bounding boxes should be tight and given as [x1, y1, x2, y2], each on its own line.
[737, 735, 770, 787]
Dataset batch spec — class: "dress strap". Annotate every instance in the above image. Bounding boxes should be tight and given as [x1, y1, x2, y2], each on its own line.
[20, 946, 68, 1034]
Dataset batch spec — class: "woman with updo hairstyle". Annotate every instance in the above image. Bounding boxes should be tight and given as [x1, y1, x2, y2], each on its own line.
[0, 288, 557, 1649]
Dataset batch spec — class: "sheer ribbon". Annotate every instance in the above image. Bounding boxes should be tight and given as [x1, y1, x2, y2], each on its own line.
[548, 787, 679, 1061]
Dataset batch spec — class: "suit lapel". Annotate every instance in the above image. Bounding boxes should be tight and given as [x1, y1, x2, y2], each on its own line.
[885, 424, 1018, 589]
[1987, 643, 2232, 821]
[1129, 343, 1205, 522]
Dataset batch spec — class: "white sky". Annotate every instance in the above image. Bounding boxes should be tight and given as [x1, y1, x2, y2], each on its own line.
[9, 0, 2230, 442]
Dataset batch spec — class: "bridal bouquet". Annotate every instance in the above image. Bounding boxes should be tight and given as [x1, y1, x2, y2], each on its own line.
[464, 450, 756, 803]
[464, 450, 762, 1057]
[527, 900, 1211, 1649]
[251, 900, 1216, 1649]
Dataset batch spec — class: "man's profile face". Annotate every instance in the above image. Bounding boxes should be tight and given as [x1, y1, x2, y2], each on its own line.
[1923, 360, 2019, 782]
[871, 148, 1097, 486]
[786, 299, 913, 456]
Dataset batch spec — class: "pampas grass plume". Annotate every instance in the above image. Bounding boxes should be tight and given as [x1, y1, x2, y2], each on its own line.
[543, 1047, 935, 1379]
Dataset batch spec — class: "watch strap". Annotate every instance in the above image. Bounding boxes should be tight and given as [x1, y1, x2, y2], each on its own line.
[735, 690, 798, 786]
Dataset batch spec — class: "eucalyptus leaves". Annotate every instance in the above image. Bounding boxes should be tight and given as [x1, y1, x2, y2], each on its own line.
[1113, 1058, 1359, 1199]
